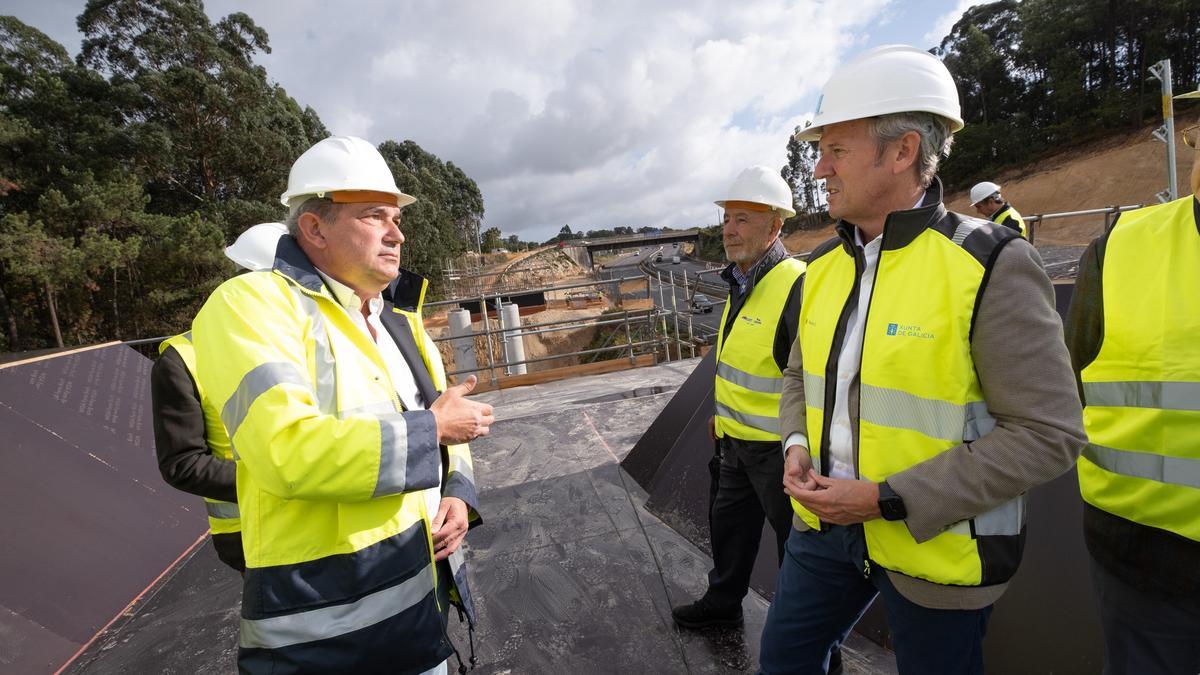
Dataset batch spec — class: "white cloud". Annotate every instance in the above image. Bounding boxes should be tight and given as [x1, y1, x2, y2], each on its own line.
[923, 0, 979, 48]
[10, 0, 950, 242]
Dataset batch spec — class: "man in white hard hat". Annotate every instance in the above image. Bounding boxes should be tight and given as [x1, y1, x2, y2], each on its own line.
[191, 136, 491, 674]
[1064, 89, 1200, 675]
[150, 222, 287, 573]
[969, 181, 1026, 237]
[765, 45, 1085, 674]
[670, 166, 806, 633]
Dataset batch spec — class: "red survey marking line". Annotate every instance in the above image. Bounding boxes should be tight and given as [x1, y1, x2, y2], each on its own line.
[53, 530, 210, 675]
[581, 410, 621, 464]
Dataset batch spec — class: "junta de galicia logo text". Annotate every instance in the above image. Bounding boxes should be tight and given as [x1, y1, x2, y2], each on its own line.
[886, 323, 934, 339]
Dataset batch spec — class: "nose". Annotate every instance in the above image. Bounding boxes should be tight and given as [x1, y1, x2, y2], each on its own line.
[385, 218, 404, 246]
[814, 152, 833, 180]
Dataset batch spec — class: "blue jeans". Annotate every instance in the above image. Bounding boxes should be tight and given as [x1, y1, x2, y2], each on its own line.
[758, 525, 993, 675]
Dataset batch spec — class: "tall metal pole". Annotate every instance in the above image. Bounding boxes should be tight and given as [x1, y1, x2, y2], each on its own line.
[656, 270, 669, 362]
[669, 270, 681, 361]
[683, 269, 694, 358]
[1149, 59, 1178, 203]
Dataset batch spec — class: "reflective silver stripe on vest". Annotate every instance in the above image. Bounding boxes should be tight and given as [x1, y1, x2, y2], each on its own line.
[1083, 443, 1200, 489]
[447, 453, 475, 485]
[951, 219, 984, 245]
[1083, 381, 1200, 412]
[963, 401, 996, 442]
[222, 361, 310, 441]
[716, 362, 783, 394]
[341, 400, 399, 418]
[803, 373, 825, 412]
[205, 500, 240, 520]
[945, 495, 1026, 537]
[375, 412, 410, 497]
[289, 287, 338, 417]
[239, 563, 435, 649]
[715, 402, 779, 436]
[861, 383, 987, 443]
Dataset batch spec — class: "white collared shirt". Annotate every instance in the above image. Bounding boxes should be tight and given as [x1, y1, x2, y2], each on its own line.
[316, 270, 424, 412]
[784, 195, 921, 478]
[316, 270, 441, 514]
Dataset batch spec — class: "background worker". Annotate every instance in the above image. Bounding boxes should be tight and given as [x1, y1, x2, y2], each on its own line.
[969, 181, 1026, 237]
[150, 221, 287, 573]
[670, 166, 805, 631]
[192, 136, 491, 674]
[1064, 88, 1200, 675]
[763, 45, 1085, 674]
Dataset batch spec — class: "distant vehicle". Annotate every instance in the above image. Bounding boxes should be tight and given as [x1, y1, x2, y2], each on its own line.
[655, 253, 663, 262]
[673, 242, 679, 248]
[671, 255, 681, 264]
[691, 294, 714, 313]
[634, 250, 640, 256]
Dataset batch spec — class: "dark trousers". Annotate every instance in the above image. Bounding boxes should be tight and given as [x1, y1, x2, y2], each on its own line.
[704, 438, 794, 609]
[1091, 555, 1200, 674]
[759, 525, 993, 675]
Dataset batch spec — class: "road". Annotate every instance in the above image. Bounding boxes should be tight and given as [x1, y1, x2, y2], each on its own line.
[597, 243, 727, 345]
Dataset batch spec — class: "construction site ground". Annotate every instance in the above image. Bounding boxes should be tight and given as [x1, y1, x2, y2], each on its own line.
[62, 358, 895, 675]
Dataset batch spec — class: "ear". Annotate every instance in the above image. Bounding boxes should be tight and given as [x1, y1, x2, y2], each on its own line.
[770, 214, 785, 239]
[890, 130, 921, 177]
[295, 211, 329, 250]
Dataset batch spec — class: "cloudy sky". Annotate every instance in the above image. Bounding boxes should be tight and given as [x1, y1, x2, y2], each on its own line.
[9, 0, 975, 242]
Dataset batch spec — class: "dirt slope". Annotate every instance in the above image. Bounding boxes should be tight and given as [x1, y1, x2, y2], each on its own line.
[778, 123, 1193, 253]
[943, 124, 1194, 245]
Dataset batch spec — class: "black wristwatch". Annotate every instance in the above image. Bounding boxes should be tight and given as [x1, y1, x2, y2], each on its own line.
[877, 481, 907, 521]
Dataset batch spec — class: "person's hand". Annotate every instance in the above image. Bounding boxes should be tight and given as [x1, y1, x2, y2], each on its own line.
[789, 471, 881, 525]
[707, 415, 716, 442]
[430, 375, 494, 445]
[431, 497, 469, 561]
[782, 444, 819, 499]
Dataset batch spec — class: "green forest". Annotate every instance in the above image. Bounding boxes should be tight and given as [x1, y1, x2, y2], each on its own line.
[782, 0, 1200, 230]
[3, 0, 1199, 353]
[0, 1, 484, 353]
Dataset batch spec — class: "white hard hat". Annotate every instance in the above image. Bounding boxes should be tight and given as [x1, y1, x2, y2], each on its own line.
[969, 181, 1001, 206]
[225, 222, 287, 271]
[714, 166, 796, 218]
[795, 45, 964, 142]
[279, 135, 416, 209]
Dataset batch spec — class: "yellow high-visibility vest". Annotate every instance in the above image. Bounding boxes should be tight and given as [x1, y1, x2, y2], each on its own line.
[796, 217, 1024, 586]
[714, 258, 805, 441]
[1079, 196, 1200, 543]
[159, 333, 240, 536]
[191, 241, 476, 671]
[993, 204, 1026, 237]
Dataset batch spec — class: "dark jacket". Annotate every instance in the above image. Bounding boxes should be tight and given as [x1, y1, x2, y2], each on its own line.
[150, 346, 244, 572]
[1064, 197, 1200, 598]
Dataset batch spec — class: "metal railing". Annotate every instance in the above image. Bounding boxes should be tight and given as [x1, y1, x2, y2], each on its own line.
[1021, 204, 1144, 243]
[430, 274, 701, 386]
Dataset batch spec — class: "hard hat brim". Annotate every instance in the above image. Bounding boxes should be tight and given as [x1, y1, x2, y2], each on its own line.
[795, 111, 966, 143]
